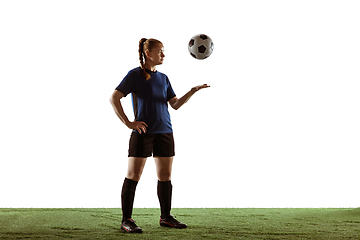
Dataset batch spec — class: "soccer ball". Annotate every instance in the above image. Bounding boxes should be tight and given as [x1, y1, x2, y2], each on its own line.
[188, 34, 214, 60]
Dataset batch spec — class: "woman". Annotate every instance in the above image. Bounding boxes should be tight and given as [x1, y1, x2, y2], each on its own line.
[110, 38, 209, 233]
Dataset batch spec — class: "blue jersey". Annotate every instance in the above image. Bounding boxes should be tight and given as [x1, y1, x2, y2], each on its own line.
[116, 67, 176, 134]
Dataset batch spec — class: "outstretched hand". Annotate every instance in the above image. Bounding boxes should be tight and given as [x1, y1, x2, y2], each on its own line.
[192, 84, 210, 92]
[169, 84, 210, 110]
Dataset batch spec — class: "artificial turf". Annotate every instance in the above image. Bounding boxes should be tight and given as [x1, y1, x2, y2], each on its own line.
[0, 208, 359, 239]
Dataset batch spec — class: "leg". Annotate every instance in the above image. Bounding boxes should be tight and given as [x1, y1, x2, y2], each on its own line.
[121, 157, 147, 222]
[154, 156, 173, 181]
[127, 157, 147, 182]
[155, 157, 173, 219]
[154, 156, 187, 228]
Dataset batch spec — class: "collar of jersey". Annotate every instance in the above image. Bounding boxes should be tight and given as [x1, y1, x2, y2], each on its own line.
[144, 68, 157, 73]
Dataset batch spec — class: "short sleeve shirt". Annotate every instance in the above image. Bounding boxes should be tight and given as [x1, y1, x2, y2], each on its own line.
[115, 67, 176, 134]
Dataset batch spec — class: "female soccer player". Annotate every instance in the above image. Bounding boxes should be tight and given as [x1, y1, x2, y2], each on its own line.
[110, 38, 209, 233]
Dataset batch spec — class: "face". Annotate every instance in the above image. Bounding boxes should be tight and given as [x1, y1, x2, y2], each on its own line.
[146, 43, 165, 65]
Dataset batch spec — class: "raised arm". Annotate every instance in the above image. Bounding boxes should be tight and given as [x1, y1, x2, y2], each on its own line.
[168, 84, 210, 110]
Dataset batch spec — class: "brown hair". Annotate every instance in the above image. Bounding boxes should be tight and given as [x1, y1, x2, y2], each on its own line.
[138, 38, 162, 80]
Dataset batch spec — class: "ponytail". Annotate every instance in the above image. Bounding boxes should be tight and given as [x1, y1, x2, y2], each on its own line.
[138, 38, 163, 81]
[139, 38, 151, 80]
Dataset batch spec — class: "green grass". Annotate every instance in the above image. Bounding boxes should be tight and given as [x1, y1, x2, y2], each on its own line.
[0, 208, 359, 239]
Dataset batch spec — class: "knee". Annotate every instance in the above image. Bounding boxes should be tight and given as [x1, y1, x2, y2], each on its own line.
[126, 172, 142, 182]
[158, 172, 171, 182]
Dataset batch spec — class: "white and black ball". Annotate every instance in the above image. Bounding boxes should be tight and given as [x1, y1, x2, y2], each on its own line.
[188, 34, 214, 60]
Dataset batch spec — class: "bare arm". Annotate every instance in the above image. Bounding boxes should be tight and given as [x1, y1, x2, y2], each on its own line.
[109, 90, 148, 134]
[169, 84, 210, 110]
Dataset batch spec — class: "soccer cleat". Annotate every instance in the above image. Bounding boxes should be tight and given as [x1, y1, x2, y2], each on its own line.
[121, 218, 143, 233]
[160, 215, 187, 229]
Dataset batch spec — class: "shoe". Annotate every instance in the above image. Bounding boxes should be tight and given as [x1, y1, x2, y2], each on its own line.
[160, 215, 187, 229]
[121, 218, 143, 233]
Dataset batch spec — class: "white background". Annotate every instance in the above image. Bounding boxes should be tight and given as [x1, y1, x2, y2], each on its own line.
[1, 0, 359, 208]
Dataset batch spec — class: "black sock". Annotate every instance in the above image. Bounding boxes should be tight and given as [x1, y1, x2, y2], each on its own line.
[157, 180, 172, 219]
[121, 178, 138, 222]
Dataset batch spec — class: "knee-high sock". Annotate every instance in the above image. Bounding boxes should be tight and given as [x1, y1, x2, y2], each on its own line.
[121, 178, 138, 222]
[157, 180, 172, 219]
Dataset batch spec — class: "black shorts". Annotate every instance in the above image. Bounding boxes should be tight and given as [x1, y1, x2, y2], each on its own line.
[128, 132, 175, 158]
